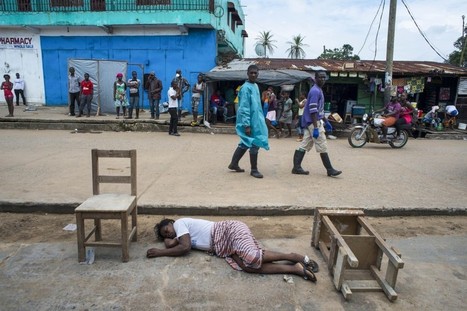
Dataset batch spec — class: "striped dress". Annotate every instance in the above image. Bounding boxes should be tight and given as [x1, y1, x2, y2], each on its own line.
[212, 220, 263, 271]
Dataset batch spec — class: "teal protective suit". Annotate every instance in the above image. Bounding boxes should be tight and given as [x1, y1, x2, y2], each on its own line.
[235, 81, 270, 150]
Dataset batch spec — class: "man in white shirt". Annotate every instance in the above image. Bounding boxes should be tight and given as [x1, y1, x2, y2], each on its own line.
[147, 217, 319, 283]
[168, 80, 180, 136]
[13, 73, 26, 106]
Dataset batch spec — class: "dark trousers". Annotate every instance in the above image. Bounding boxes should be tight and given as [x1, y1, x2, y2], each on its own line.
[14, 89, 26, 105]
[149, 98, 160, 118]
[168, 107, 178, 134]
[69, 92, 80, 115]
[395, 117, 409, 135]
[79, 95, 93, 115]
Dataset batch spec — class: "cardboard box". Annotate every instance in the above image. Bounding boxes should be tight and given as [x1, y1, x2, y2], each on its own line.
[329, 113, 343, 123]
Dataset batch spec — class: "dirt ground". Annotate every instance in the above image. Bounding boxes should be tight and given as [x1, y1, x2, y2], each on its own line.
[1, 213, 466, 244]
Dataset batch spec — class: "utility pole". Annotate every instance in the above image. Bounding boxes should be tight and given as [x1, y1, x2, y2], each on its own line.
[384, 0, 397, 105]
[460, 15, 466, 67]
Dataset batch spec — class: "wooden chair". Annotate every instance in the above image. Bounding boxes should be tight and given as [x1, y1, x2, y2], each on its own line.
[75, 149, 137, 263]
[312, 208, 404, 301]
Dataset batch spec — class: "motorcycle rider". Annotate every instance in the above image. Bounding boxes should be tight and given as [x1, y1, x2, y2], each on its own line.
[395, 93, 414, 137]
[291, 71, 342, 177]
[374, 96, 401, 142]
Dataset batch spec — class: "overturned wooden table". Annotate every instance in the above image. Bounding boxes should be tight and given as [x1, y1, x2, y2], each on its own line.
[312, 208, 404, 301]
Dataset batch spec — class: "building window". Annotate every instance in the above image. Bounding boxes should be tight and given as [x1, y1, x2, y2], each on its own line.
[136, 0, 171, 5]
[17, 0, 32, 11]
[90, 0, 105, 11]
[50, 0, 84, 7]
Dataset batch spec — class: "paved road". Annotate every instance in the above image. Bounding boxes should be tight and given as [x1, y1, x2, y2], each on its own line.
[0, 128, 466, 215]
[0, 127, 466, 310]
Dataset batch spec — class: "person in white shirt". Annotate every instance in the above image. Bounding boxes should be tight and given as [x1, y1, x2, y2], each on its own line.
[445, 104, 458, 117]
[191, 74, 205, 126]
[13, 73, 26, 106]
[168, 80, 180, 136]
[147, 217, 319, 283]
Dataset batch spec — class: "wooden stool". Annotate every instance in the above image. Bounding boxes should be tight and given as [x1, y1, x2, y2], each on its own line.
[312, 208, 404, 301]
[75, 149, 137, 263]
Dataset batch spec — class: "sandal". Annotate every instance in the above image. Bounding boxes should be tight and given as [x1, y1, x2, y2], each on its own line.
[299, 262, 317, 283]
[303, 255, 319, 273]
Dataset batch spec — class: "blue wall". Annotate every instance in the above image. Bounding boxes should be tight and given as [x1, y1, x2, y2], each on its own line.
[41, 29, 216, 112]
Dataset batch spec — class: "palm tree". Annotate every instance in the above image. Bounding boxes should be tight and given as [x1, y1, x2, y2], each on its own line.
[286, 34, 308, 59]
[255, 31, 277, 58]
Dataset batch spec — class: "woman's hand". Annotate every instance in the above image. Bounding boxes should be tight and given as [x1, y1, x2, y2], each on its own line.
[146, 248, 163, 258]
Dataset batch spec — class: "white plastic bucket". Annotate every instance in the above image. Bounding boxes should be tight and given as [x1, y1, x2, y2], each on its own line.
[458, 123, 467, 130]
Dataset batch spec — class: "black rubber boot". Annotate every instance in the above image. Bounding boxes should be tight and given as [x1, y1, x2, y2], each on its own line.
[135, 108, 139, 119]
[249, 153, 263, 178]
[127, 108, 133, 119]
[320, 153, 342, 177]
[228, 147, 247, 172]
[292, 150, 309, 175]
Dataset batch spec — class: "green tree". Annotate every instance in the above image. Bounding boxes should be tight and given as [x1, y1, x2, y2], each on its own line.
[447, 28, 467, 67]
[286, 34, 309, 59]
[255, 31, 277, 58]
[318, 44, 360, 60]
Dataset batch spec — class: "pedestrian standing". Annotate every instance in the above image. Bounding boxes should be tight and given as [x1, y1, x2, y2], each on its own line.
[68, 67, 81, 116]
[168, 80, 180, 136]
[291, 71, 342, 177]
[228, 65, 269, 179]
[191, 73, 205, 126]
[278, 91, 293, 138]
[1, 74, 14, 117]
[172, 69, 190, 120]
[127, 71, 141, 119]
[77, 73, 93, 117]
[113, 73, 128, 119]
[295, 93, 306, 142]
[145, 71, 162, 119]
[13, 73, 26, 106]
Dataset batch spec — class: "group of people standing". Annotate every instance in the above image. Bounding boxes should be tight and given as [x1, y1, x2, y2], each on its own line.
[1, 73, 27, 117]
[262, 86, 295, 139]
[68, 67, 94, 118]
[227, 66, 342, 179]
[67, 67, 193, 123]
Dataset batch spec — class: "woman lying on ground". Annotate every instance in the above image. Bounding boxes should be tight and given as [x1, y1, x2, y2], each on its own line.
[146, 218, 318, 283]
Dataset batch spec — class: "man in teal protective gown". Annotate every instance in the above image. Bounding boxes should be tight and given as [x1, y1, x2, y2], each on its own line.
[228, 65, 269, 178]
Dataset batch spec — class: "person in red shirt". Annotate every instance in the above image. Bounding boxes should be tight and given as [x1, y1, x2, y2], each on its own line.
[78, 73, 93, 117]
[1, 74, 14, 117]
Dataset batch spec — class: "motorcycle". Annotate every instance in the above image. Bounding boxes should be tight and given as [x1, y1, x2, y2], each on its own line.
[348, 112, 411, 149]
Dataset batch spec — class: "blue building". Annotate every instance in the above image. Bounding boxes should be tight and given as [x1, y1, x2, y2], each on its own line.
[0, 0, 247, 114]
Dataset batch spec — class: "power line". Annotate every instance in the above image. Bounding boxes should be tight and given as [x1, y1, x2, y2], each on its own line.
[367, 0, 386, 71]
[373, 0, 385, 61]
[401, 0, 448, 61]
[357, 0, 385, 57]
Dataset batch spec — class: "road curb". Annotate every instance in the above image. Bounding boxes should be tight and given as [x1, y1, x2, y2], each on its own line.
[1, 201, 465, 217]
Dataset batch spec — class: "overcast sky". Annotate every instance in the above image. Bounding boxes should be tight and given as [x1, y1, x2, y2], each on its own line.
[241, 0, 467, 62]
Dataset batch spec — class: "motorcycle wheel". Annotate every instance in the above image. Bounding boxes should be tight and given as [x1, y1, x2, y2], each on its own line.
[348, 128, 367, 148]
[389, 130, 409, 148]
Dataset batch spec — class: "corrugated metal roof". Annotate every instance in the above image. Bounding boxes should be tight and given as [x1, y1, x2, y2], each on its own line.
[239, 58, 467, 76]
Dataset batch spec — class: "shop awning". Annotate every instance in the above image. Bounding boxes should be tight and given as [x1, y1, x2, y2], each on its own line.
[204, 60, 315, 86]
